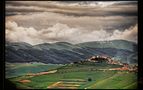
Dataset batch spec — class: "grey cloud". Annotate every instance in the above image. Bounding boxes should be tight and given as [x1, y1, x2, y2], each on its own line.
[6, 21, 137, 45]
[6, 1, 137, 17]
[6, 12, 137, 31]
[5, 1, 137, 44]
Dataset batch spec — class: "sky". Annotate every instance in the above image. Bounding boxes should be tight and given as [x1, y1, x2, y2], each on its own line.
[6, 1, 138, 45]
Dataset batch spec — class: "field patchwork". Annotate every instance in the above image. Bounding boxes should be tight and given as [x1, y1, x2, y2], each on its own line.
[47, 79, 86, 89]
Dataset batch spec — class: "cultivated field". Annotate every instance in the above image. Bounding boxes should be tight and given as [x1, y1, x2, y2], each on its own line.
[7, 62, 137, 89]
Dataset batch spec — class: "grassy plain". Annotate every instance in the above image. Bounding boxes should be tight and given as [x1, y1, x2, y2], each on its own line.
[7, 62, 137, 89]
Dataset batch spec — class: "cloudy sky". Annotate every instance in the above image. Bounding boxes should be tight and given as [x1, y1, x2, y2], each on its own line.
[6, 1, 137, 45]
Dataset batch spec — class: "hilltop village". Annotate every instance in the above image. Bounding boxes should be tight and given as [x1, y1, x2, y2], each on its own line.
[25, 55, 137, 78]
[73, 55, 138, 72]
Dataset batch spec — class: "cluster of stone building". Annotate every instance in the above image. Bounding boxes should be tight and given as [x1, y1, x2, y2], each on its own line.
[86, 55, 138, 72]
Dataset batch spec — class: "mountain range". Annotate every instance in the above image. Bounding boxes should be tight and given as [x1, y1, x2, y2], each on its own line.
[6, 40, 137, 64]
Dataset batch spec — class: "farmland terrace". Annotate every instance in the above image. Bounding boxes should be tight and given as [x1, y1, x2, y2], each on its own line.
[7, 55, 137, 89]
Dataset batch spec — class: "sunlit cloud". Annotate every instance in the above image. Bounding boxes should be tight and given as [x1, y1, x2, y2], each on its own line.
[6, 21, 137, 45]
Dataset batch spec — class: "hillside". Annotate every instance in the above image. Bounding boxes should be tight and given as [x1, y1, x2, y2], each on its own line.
[7, 61, 137, 89]
[6, 54, 137, 89]
[5, 40, 137, 64]
[76, 40, 137, 52]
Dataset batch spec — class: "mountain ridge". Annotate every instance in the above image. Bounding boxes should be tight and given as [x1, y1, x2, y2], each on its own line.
[6, 40, 137, 64]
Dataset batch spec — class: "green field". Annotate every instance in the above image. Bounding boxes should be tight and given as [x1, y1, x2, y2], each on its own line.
[6, 62, 137, 89]
[6, 62, 64, 78]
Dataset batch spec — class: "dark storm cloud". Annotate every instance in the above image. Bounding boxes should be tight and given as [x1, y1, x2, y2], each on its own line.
[110, 1, 137, 5]
[6, 12, 137, 31]
[6, 1, 137, 17]
[6, 1, 138, 44]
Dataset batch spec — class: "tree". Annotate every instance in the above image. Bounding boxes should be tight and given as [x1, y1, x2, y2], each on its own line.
[88, 77, 92, 81]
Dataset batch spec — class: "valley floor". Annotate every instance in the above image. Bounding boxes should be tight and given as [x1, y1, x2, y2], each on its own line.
[6, 62, 137, 89]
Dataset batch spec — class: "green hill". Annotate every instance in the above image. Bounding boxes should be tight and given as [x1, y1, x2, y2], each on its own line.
[7, 61, 137, 89]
